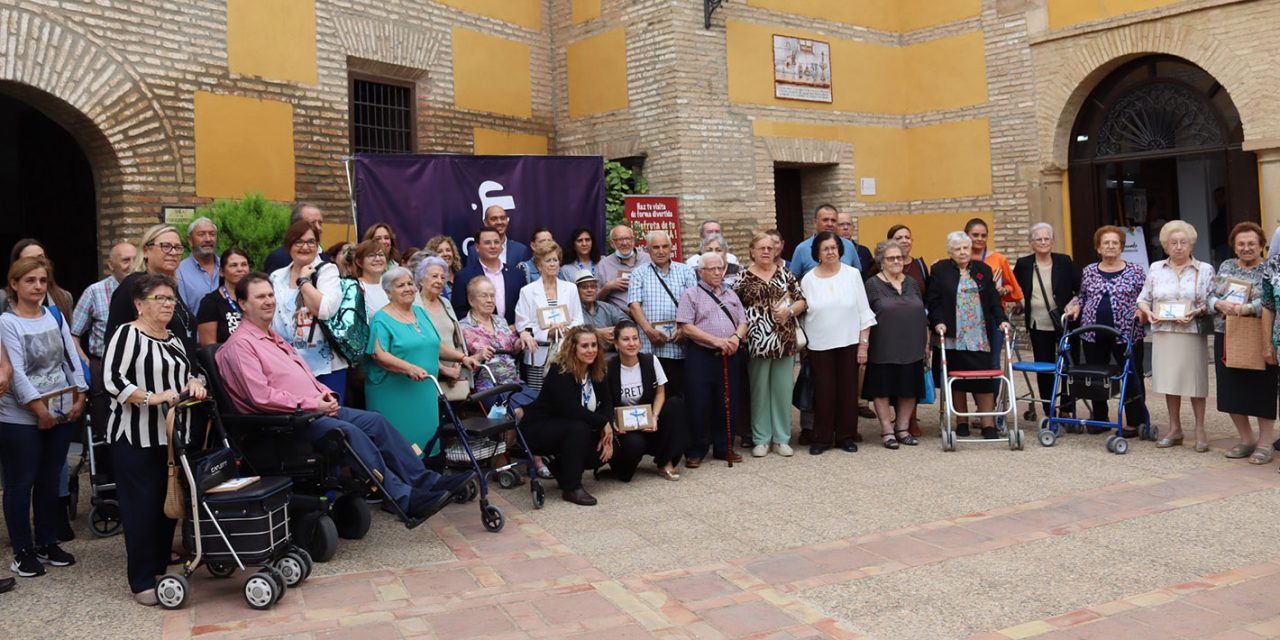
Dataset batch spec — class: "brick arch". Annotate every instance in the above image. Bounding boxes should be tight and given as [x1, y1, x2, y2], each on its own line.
[1035, 20, 1257, 171]
[0, 5, 182, 250]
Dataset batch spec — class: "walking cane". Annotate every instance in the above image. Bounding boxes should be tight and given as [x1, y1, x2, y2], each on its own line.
[722, 352, 733, 468]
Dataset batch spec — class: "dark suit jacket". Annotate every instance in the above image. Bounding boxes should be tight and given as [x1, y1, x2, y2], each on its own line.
[465, 239, 532, 269]
[925, 259, 1007, 344]
[521, 366, 612, 430]
[1012, 253, 1079, 331]
[451, 260, 524, 326]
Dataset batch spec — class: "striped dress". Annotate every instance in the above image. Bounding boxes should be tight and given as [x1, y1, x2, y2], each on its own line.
[103, 323, 194, 448]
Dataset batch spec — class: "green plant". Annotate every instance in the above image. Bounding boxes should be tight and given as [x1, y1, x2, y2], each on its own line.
[198, 193, 292, 271]
[604, 160, 649, 232]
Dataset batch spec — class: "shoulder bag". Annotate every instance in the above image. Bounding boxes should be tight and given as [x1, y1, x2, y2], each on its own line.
[307, 268, 369, 363]
[1191, 264, 1215, 336]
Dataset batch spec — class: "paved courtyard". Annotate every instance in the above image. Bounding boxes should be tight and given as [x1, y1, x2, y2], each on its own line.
[5, 357, 1280, 639]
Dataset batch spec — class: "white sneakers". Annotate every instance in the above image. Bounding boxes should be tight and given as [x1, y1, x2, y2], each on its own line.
[134, 588, 158, 606]
[774, 443, 794, 457]
[751, 444, 769, 457]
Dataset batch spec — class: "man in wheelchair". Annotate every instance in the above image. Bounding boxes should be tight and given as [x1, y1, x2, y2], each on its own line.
[214, 272, 474, 521]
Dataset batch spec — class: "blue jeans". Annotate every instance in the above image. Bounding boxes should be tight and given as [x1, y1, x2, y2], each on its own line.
[0, 421, 75, 553]
[308, 408, 440, 510]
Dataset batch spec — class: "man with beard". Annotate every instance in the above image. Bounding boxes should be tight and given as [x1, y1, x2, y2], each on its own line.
[176, 217, 220, 311]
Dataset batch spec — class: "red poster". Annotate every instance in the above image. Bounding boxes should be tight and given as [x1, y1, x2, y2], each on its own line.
[624, 195, 683, 262]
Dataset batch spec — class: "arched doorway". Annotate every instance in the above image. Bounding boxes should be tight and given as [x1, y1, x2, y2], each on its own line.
[1067, 55, 1258, 267]
[0, 89, 99, 295]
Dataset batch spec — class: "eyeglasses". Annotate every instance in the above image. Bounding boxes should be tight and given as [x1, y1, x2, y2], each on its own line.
[147, 242, 184, 255]
[1032, 237, 1053, 243]
[701, 266, 726, 273]
[473, 292, 496, 300]
[882, 255, 906, 263]
[368, 252, 387, 259]
[293, 240, 319, 249]
[144, 295, 178, 305]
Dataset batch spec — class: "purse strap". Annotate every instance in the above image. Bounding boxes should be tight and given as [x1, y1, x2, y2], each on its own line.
[1032, 263, 1060, 331]
[698, 285, 738, 326]
[651, 264, 680, 306]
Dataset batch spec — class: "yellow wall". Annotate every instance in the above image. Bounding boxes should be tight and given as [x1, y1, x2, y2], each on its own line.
[322, 224, 356, 250]
[473, 128, 549, 154]
[746, 0, 979, 32]
[572, 0, 601, 24]
[432, 0, 541, 30]
[226, 0, 317, 84]
[1048, 0, 1183, 30]
[452, 27, 533, 119]
[194, 92, 295, 201]
[726, 21, 986, 115]
[859, 212, 992, 266]
[752, 118, 993, 202]
[567, 29, 630, 117]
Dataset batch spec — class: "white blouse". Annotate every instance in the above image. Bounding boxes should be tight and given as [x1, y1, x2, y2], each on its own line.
[800, 264, 877, 351]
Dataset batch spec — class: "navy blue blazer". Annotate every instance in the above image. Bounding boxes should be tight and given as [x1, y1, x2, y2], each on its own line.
[452, 260, 524, 326]
[465, 240, 532, 269]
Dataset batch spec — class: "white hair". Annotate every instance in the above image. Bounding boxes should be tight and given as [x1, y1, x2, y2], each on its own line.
[645, 229, 670, 245]
[946, 231, 972, 251]
[698, 251, 724, 268]
[187, 216, 215, 236]
[380, 266, 414, 293]
[698, 233, 729, 255]
[1027, 222, 1054, 241]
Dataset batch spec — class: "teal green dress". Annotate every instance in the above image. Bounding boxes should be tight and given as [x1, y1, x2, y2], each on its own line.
[365, 306, 441, 456]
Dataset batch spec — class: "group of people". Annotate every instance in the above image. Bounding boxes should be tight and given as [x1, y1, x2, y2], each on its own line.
[3, 197, 1280, 605]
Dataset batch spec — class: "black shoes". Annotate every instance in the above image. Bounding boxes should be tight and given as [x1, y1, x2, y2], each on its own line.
[0, 576, 14, 593]
[406, 487, 452, 519]
[562, 488, 597, 506]
[10, 549, 44, 577]
[955, 423, 971, 437]
[982, 426, 999, 440]
[838, 439, 858, 453]
[36, 544, 75, 567]
[433, 471, 477, 498]
[809, 444, 827, 455]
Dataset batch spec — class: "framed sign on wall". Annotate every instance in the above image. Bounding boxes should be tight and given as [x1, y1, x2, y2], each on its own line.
[773, 35, 832, 103]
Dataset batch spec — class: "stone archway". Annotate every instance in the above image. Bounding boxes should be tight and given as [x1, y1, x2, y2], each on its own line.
[0, 5, 183, 258]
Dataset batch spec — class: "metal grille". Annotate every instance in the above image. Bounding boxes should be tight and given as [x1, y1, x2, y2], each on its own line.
[351, 78, 414, 154]
[1095, 82, 1225, 157]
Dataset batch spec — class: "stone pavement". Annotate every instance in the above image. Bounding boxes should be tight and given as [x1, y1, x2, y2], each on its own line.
[6, 363, 1280, 639]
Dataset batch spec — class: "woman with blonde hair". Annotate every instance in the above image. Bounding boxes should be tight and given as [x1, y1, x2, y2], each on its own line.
[424, 235, 462, 300]
[518, 325, 614, 506]
[105, 224, 198, 354]
[1138, 220, 1215, 451]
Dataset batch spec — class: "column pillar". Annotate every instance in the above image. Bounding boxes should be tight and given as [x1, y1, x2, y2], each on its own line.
[1256, 148, 1280, 238]
[1034, 167, 1067, 253]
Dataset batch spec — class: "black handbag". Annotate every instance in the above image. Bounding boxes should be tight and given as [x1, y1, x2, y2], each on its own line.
[792, 359, 814, 412]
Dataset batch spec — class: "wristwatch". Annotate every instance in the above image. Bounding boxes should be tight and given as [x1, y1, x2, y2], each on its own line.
[296, 276, 309, 288]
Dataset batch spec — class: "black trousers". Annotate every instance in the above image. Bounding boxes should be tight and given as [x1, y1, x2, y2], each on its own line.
[683, 346, 745, 459]
[609, 397, 688, 480]
[810, 344, 859, 445]
[658, 357, 685, 398]
[111, 441, 176, 594]
[522, 417, 596, 492]
[1081, 337, 1147, 428]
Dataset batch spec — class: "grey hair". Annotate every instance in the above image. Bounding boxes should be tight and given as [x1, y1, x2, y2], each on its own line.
[698, 219, 720, 237]
[380, 266, 414, 293]
[698, 233, 729, 255]
[186, 216, 215, 236]
[413, 255, 449, 285]
[290, 202, 320, 223]
[645, 229, 670, 245]
[946, 231, 972, 252]
[1027, 222, 1054, 242]
[874, 239, 904, 265]
[697, 251, 725, 268]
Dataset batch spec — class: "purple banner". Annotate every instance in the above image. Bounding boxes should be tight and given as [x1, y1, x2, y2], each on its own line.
[353, 154, 605, 260]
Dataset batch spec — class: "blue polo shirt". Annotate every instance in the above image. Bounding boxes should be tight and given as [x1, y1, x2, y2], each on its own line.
[789, 236, 862, 280]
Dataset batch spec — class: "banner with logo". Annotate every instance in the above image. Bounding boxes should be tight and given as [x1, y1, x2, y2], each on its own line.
[352, 154, 606, 260]
[625, 195, 683, 262]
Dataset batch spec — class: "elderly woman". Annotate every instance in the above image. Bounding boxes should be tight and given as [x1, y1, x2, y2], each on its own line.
[606, 320, 687, 481]
[366, 266, 477, 458]
[103, 274, 206, 605]
[801, 231, 877, 454]
[414, 257, 473, 402]
[690, 233, 742, 288]
[926, 231, 1011, 439]
[364, 223, 400, 265]
[1064, 226, 1150, 437]
[885, 224, 929, 436]
[0, 257, 88, 578]
[106, 224, 199, 355]
[1013, 223, 1080, 416]
[862, 240, 926, 448]
[1138, 220, 1215, 451]
[516, 240, 584, 389]
[424, 235, 462, 300]
[269, 220, 349, 401]
[965, 218, 1023, 306]
[567, 226, 600, 280]
[352, 240, 390, 316]
[196, 247, 250, 345]
[734, 231, 805, 457]
[458, 277, 538, 415]
[1210, 222, 1275, 462]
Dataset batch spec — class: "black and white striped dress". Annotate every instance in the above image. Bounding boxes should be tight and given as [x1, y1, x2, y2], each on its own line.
[103, 323, 194, 448]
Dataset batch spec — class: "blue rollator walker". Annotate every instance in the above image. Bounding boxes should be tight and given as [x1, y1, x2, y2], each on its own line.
[1036, 323, 1154, 453]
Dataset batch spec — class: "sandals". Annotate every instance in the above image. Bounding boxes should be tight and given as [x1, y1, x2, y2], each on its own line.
[1226, 443, 1257, 459]
[1249, 448, 1273, 465]
[881, 432, 899, 450]
[894, 430, 919, 446]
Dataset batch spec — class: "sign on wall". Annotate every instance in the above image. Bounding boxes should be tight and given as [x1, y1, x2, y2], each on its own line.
[773, 35, 832, 103]
[352, 154, 605, 260]
[625, 195, 683, 262]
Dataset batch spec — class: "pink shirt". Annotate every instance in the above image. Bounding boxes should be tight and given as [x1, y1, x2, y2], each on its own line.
[481, 259, 507, 319]
[214, 320, 331, 414]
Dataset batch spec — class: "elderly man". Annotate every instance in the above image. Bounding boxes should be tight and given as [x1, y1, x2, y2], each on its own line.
[836, 212, 875, 277]
[678, 252, 748, 466]
[628, 230, 696, 392]
[216, 273, 475, 521]
[790, 204, 862, 279]
[466, 205, 531, 267]
[176, 217, 220, 311]
[264, 202, 328, 273]
[597, 224, 651, 310]
[575, 270, 627, 350]
[72, 240, 136, 434]
[686, 219, 741, 271]
[453, 226, 523, 325]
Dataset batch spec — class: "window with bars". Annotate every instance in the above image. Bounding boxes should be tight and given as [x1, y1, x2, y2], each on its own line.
[349, 76, 415, 154]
